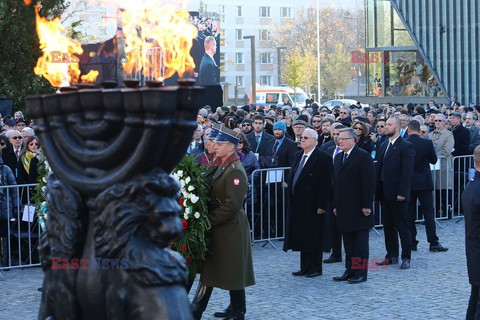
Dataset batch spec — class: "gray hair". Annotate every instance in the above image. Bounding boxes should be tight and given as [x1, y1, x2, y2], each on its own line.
[340, 107, 351, 115]
[339, 128, 357, 140]
[324, 114, 336, 122]
[21, 127, 35, 135]
[5, 129, 21, 138]
[303, 128, 318, 140]
[412, 115, 425, 125]
[466, 112, 478, 120]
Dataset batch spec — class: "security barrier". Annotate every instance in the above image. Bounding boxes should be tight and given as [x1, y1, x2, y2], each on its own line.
[0, 184, 41, 272]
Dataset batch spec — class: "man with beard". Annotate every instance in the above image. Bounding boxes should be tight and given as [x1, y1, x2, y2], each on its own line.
[241, 119, 253, 135]
[318, 118, 333, 146]
[375, 117, 415, 269]
[370, 119, 388, 155]
[264, 121, 297, 238]
[312, 114, 322, 136]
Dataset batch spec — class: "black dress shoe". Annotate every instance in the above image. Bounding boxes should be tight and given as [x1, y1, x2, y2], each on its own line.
[348, 275, 367, 284]
[333, 271, 354, 282]
[292, 270, 307, 276]
[223, 312, 245, 320]
[213, 306, 232, 318]
[429, 243, 448, 252]
[412, 240, 419, 251]
[374, 257, 398, 266]
[323, 255, 342, 263]
[400, 260, 411, 269]
[305, 271, 322, 278]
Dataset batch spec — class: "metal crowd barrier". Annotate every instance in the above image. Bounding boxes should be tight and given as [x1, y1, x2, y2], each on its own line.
[0, 183, 41, 273]
[246, 167, 291, 249]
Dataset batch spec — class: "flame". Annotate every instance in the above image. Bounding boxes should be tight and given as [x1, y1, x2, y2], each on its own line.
[33, 4, 99, 87]
[24, 0, 32, 5]
[81, 70, 100, 83]
[120, 3, 197, 81]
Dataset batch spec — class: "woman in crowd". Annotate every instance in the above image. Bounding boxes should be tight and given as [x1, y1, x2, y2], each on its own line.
[17, 136, 40, 203]
[353, 121, 375, 153]
[0, 135, 10, 156]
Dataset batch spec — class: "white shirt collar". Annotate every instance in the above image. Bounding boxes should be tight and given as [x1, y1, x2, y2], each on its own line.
[344, 146, 355, 157]
[302, 147, 316, 162]
[389, 135, 400, 145]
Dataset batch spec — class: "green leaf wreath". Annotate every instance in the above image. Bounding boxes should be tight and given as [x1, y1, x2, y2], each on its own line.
[32, 151, 50, 232]
[171, 155, 211, 280]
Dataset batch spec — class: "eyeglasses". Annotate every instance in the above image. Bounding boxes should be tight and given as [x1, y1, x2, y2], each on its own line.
[0, 142, 5, 146]
[338, 137, 354, 141]
[340, 112, 347, 115]
[17, 123, 26, 127]
[354, 127, 362, 130]
[312, 120, 321, 123]
[434, 120, 444, 122]
[242, 124, 251, 127]
[29, 143, 39, 147]
[377, 125, 385, 128]
[300, 136, 314, 141]
[421, 131, 427, 133]
[11, 136, 22, 140]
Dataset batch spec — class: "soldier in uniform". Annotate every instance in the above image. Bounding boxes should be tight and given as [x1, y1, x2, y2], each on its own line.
[461, 145, 480, 320]
[191, 126, 255, 320]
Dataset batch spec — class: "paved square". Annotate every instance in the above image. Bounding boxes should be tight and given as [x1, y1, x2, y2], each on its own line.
[0, 220, 470, 319]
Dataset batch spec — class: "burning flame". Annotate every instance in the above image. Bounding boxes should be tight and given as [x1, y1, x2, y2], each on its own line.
[24, 0, 32, 5]
[81, 70, 100, 83]
[33, 4, 99, 87]
[120, 3, 197, 81]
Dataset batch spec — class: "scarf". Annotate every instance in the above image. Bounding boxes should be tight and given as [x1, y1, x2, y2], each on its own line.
[22, 151, 36, 174]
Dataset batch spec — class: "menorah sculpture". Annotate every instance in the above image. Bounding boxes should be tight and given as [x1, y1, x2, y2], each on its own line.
[26, 80, 203, 320]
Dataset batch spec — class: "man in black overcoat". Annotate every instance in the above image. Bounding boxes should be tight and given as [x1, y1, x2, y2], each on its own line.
[375, 117, 415, 269]
[461, 145, 480, 320]
[246, 115, 275, 168]
[283, 128, 333, 278]
[332, 128, 375, 284]
[406, 120, 448, 252]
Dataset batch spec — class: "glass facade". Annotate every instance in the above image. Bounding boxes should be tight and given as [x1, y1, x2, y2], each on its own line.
[365, 0, 443, 98]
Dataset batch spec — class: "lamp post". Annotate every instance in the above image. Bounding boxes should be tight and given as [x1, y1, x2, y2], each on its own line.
[243, 35, 256, 104]
[277, 46, 287, 85]
[343, 13, 360, 98]
[316, 0, 321, 103]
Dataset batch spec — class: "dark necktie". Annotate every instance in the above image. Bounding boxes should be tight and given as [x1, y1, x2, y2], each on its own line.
[292, 155, 308, 189]
[384, 142, 393, 159]
[273, 140, 279, 153]
[381, 142, 393, 181]
[342, 152, 348, 164]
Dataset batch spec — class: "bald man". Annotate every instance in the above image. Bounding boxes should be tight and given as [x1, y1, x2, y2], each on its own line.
[375, 117, 415, 269]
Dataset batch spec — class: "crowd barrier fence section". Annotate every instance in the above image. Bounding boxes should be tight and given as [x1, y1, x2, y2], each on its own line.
[0, 184, 40, 272]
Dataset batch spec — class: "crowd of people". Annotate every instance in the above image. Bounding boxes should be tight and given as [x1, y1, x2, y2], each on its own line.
[0, 110, 40, 267]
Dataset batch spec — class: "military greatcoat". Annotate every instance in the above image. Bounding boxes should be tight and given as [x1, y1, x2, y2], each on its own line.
[200, 154, 255, 290]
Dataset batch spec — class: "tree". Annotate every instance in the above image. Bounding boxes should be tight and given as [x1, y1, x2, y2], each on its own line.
[272, 6, 365, 99]
[283, 49, 303, 90]
[0, 0, 68, 114]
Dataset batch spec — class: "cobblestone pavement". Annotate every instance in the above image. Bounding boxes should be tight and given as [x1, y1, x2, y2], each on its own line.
[0, 220, 470, 320]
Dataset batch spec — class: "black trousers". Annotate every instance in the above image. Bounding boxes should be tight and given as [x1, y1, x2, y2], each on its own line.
[343, 229, 369, 277]
[300, 251, 323, 274]
[409, 190, 439, 245]
[191, 285, 246, 319]
[324, 210, 342, 257]
[467, 284, 480, 320]
[381, 200, 412, 260]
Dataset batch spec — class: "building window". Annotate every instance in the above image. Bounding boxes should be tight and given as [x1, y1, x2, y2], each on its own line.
[237, 6, 242, 17]
[236, 76, 244, 87]
[259, 6, 270, 18]
[260, 76, 272, 86]
[220, 52, 225, 64]
[260, 52, 271, 64]
[218, 5, 225, 14]
[236, 53, 243, 64]
[259, 29, 271, 41]
[280, 7, 291, 18]
[236, 29, 243, 40]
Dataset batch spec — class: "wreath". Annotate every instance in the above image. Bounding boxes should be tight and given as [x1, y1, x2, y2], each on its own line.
[171, 155, 211, 280]
[33, 152, 211, 280]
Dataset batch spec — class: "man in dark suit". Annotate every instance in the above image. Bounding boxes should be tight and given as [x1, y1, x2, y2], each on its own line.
[263, 121, 297, 238]
[198, 36, 219, 86]
[198, 36, 223, 108]
[375, 117, 415, 269]
[283, 128, 333, 278]
[398, 114, 409, 139]
[323, 124, 346, 263]
[461, 145, 480, 320]
[246, 115, 275, 168]
[332, 128, 375, 284]
[406, 120, 448, 252]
